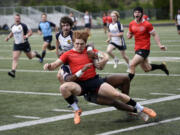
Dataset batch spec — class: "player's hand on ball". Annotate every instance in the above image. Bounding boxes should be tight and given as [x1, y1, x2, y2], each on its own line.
[87, 51, 98, 59]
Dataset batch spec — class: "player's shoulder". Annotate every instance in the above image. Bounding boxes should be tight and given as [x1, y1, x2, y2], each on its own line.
[56, 30, 62, 37]
[129, 20, 136, 25]
[20, 23, 27, 27]
[143, 20, 153, 27]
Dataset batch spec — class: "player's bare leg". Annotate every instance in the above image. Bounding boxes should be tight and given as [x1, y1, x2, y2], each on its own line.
[8, 51, 21, 78]
[128, 54, 143, 81]
[40, 42, 49, 63]
[60, 82, 82, 124]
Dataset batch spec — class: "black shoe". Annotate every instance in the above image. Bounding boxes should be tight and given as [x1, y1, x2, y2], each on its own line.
[8, 71, 15, 78]
[161, 62, 169, 75]
[39, 58, 43, 63]
[47, 45, 55, 50]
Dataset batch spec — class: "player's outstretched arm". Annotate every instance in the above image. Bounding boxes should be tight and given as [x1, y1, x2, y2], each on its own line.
[151, 31, 167, 51]
[5, 32, 13, 41]
[44, 59, 63, 71]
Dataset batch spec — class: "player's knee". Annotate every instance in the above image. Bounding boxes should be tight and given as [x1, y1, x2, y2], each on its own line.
[143, 67, 151, 72]
[129, 63, 135, 69]
[13, 56, 19, 61]
[106, 50, 111, 55]
[60, 84, 70, 94]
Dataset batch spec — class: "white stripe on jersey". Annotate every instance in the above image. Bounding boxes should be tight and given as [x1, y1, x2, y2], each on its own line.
[11, 24, 25, 44]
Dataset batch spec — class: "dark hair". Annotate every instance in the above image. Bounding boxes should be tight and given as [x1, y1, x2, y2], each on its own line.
[60, 16, 73, 28]
[133, 7, 144, 13]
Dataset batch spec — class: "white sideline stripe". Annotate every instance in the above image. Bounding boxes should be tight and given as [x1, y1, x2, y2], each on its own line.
[0, 69, 57, 73]
[1, 95, 180, 131]
[52, 109, 73, 112]
[133, 98, 146, 101]
[88, 103, 99, 106]
[100, 72, 180, 77]
[0, 90, 61, 96]
[0, 90, 145, 102]
[0, 56, 180, 62]
[0, 69, 180, 76]
[14, 115, 40, 120]
[97, 117, 180, 135]
[150, 92, 176, 96]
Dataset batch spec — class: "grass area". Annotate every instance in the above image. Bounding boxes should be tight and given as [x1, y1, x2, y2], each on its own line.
[0, 26, 180, 135]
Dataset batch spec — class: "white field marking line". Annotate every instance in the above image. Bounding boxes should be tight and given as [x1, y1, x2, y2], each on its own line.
[150, 92, 176, 96]
[1, 50, 180, 53]
[99, 73, 180, 77]
[133, 98, 146, 101]
[88, 103, 99, 106]
[0, 90, 146, 101]
[1, 94, 180, 131]
[13, 115, 40, 120]
[97, 117, 180, 135]
[0, 90, 61, 96]
[52, 109, 73, 112]
[0, 69, 57, 73]
[1, 69, 180, 76]
[1, 56, 180, 62]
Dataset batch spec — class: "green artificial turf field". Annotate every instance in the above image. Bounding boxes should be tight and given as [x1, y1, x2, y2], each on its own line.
[0, 26, 180, 135]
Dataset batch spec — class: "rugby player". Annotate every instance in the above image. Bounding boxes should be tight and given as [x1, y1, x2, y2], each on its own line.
[38, 13, 58, 63]
[127, 7, 169, 81]
[175, 9, 180, 35]
[5, 14, 41, 78]
[44, 30, 157, 125]
[106, 11, 130, 71]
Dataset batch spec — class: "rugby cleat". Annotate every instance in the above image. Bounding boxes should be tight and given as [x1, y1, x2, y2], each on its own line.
[8, 71, 15, 78]
[74, 109, 82, 125]
[142, 107, 157, 118]
[161, 62, 169, 75]
[113, 58, 119, 69]
[47, 45, 55, 51]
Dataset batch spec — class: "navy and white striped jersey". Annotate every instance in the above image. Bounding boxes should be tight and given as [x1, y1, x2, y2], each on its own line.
[108, 21, 126, 46]
[11, 23, 29, 44]
[56, 31, 73, 51]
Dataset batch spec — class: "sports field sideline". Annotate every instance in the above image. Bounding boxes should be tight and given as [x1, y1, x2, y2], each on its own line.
[0, 26, 180, 135]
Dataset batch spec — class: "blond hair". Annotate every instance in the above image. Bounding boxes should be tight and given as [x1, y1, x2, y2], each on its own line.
[111, 11, 120, 18]
[73, 30, 89, 43]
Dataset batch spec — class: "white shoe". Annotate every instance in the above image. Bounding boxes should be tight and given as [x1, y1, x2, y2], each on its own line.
[126, 67, 130, 73]
[126, 64, 130, 73]
[138, 112, 149, 122]
[113, 58, 119, 69]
